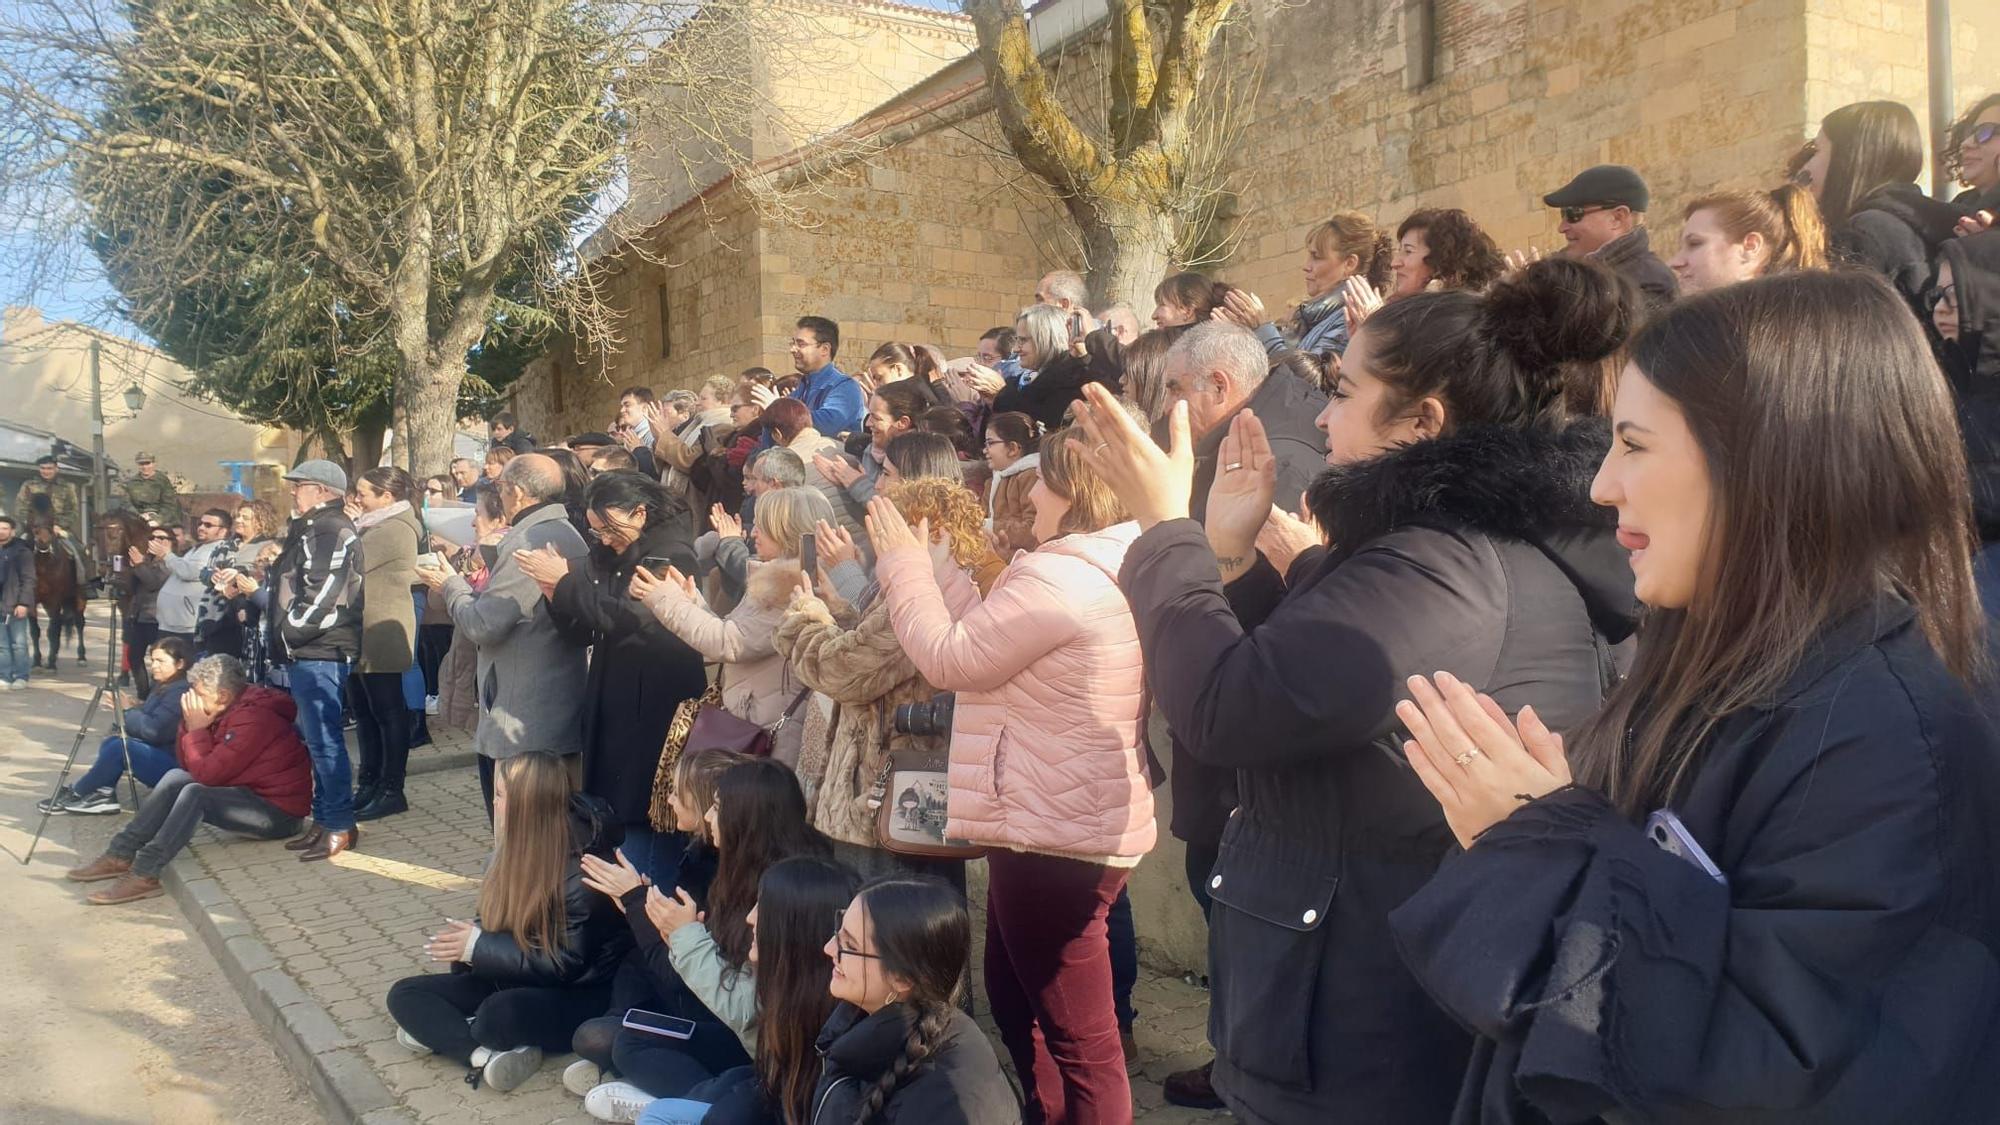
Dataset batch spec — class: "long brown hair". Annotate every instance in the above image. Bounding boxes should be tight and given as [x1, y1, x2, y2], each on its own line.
[1037, 423, 1129, 536]
[477, 753, 575, 957]
[708, 760, 831, 968]
[847, 877, 970, 1124]
[1570, 271, 1984, 816]
[1814, 100, 1925, 226]
[1682, 185, 1830, 274]
[753, 858, 860, 1125]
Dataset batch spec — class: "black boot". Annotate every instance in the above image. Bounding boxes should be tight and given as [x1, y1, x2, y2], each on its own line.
[352, 778, 380, 812]
[355, 789, 408, 821]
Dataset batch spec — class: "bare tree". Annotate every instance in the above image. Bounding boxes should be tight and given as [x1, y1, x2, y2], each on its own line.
[963, 0, 1247, 308]
[0, 0, 826, 471]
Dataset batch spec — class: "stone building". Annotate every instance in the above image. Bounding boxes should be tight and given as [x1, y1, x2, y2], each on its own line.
[514, 0, 1998, 968]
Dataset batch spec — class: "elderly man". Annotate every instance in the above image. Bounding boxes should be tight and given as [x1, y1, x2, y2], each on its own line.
[449, 457, 481, 502]
[416, 454, 589, 819]
[267, 460, 364, 862]
[1543, 164, 1677, 308]
[1152, 320, 1330, 1110]
[65, 654, 314, 905]
[121, 452, 178, 523]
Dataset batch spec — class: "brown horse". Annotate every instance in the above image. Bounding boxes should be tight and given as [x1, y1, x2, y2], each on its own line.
[27, 514, 87, 669]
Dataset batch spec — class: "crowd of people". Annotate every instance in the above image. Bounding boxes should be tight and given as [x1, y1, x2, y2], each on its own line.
[23, 89, 2000, 1124]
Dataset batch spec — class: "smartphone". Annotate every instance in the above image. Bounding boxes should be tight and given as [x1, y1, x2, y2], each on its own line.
[800, 531, 817, 579]
[638, 555, 674, 574]
[1067, 311, 1084, 344]
[622, 1008, 698, 1040]
[477, 544, 500, 572]
[417, 550, 452, 573]
[1644, 809, 1727, 887]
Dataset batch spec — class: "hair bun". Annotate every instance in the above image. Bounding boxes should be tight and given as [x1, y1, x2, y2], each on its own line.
[1479, 257, 1636, 374]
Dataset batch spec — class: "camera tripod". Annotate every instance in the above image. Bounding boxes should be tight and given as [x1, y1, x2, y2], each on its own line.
[22, 590, 141, 865]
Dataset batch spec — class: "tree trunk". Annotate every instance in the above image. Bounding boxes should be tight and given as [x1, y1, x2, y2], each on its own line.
[396, 361, 465, 475]
[1077, 199, 1177, 311]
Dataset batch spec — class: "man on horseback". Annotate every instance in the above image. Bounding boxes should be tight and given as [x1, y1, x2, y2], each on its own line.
[120, 452, 178, 525]
[15, 455, 88, 587]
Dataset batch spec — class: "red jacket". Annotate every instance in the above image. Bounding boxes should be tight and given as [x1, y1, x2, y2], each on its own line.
[178, 685, 314, 819]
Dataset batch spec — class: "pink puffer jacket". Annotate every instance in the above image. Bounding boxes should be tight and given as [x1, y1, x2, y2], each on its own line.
[876, 523, 1155, 862]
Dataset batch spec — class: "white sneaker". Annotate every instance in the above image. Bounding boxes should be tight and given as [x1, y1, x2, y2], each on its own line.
[563, 1058, 603, 1097]
[468, 1046, 492, 1069]
[395, 1027, 432, 1055]
[424, 694, 439, 715]
[481, 1044, 543, 1092]
[584, 1080, 654, 1123]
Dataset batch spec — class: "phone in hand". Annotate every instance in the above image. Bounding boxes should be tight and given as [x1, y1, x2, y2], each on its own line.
[417, 551, 453, 573]
[622, 1008, 697, 1040]
[1067, 311, 1085, 344]
[800, 531, 816, 579]
[638, 555, 674, 574]
[1644, 809, 1727, 887]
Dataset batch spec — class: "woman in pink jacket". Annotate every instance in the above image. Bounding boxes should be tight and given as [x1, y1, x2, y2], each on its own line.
[867, 428, 1154, 1125]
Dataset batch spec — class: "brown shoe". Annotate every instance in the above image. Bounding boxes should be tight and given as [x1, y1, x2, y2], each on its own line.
[1163, 1059, 1224, 1109]
[86, 873, 163, 905]
[299, 827, 357, 863]
[283, 823, 325, 852]
[66, 853, 133, 883]
[1121, 1029, 1141, 1076]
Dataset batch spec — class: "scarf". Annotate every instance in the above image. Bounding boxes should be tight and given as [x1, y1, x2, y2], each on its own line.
[354, 499, 412, 530]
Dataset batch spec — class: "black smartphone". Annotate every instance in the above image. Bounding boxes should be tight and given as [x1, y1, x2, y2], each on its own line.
[800, 531, 817, 578]
[638, 555, 674, 574]
[622, 1008, 697, 1040]
[1067, 311, 1084, 344]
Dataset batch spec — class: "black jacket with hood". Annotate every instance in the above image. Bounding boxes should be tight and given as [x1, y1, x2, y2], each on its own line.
[1119, 421, 1638, 1125]
[1390, 595, 2000, 1125]
[806, 1002, 1020, 1125]
[1834, 182, 1969, 329]
[1939, 230, 2000, 540]
[463, 792, 632, 987]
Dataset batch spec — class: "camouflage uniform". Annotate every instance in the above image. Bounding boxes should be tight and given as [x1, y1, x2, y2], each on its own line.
[12, 477, 89, 585]
[121, 472, 178, 521]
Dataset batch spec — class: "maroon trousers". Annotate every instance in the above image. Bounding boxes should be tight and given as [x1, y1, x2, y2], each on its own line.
[983, 848, 1132, 1125]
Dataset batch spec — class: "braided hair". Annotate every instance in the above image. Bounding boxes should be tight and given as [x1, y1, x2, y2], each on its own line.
[847, 877, 971, 1125]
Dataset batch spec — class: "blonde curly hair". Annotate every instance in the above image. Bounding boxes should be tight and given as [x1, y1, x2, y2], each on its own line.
[881, 477, 988, 567]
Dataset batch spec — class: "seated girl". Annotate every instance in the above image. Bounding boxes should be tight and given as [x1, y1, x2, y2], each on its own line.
[385, 752, 632, 1092]
[40, 635, 196, 815]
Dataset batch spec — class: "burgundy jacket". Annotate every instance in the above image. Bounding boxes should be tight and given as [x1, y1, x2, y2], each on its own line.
[177, 685, 314, 819]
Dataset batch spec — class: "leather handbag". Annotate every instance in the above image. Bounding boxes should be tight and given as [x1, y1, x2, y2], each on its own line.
[871, 743, 985, 859]
[648, 682, 812, 830]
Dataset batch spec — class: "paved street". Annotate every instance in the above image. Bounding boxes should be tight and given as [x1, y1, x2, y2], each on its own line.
[0, 608, 1229, 1123]
[0, 611, 320, 1125]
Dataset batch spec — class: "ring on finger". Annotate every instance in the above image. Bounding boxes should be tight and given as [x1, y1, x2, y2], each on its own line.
[1225, 461, 1243, 471]
[1454, 748, 1483, 766]
[1095, 443, 1109, 454]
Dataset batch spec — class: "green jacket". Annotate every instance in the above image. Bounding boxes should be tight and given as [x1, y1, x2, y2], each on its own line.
[13, 478, 81, 531]
[666, 923, 758, 1050]
[121, 473, 178, 516]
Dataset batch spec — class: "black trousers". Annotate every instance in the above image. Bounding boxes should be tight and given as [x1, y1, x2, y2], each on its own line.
[386, 971, 613, 1067]
[574, 953, 750, 1098]
[126, 619, 160, 699]
[350, 670, 412, 793]
[417, 623, 453, 695]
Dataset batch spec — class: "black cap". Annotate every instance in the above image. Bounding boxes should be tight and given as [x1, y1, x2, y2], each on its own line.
[567, 432, 613, 447]
[1543, 165, 1650, 212]
[34, 455, 57, 466]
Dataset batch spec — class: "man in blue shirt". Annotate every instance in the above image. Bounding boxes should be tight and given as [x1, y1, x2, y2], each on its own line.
[787, 315, 865, 436]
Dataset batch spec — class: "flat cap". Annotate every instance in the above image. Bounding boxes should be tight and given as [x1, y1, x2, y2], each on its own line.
[1543, 164, 1650, 212]
[283, 459, 348, 492]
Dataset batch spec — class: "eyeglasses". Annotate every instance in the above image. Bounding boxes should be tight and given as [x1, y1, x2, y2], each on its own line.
[830, 911, 881, 963]
[424, 485, 446, 495]
[197, 520, 224, 529]
[1967, 122, 2000, 148]
[1926, 283, 1959, 311]
[983, 438, 1008, 449]
[1559, 205, 1612, 224]
[148, 533, 173, 542]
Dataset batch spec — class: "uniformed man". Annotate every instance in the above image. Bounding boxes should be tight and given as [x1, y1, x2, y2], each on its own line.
[121, 451, 178, 523]
[13, 455, 88, 585]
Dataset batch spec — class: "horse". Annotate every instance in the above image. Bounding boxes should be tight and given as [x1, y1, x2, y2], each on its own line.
[26, 514, 87, 669]
[96, 507, 157, 676]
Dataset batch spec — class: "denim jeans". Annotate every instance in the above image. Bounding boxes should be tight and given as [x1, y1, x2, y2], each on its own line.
[0, 613, 29, 684]
[289, 658, 354, 831]
[107, 768, 303, 878]
[73, 736, 178, 794]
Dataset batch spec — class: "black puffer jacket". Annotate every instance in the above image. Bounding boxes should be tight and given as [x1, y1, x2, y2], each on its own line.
[122, 677, 190, 746]
[1834, 183, 1969, 330]
[1120, 422, 1637, 1125]
[464, 793, 632, 987]
[992, 349, 1098, 431]
[1392, 595, 2000, 1124]
[807, 1003, 1020, 1125]
[548, 520, 707, 826]
[1939, 230, 2000, 540]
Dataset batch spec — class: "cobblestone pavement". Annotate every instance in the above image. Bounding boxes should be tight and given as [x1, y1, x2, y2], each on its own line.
[181, 730, 1232, 1123]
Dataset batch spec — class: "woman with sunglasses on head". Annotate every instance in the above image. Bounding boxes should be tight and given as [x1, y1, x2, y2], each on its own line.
[1070, 258, 1639, 1124]
[1944, 94, 2000, 224]
[1796, 100, 1971, 330]
[1391, 270, 2000, 1124]
[523, 470, 707, 883]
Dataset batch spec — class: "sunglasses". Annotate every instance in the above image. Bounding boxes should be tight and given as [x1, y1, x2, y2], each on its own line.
[148, 533, 173, 542]
[1559, 205, 1613, 224]
[1967, 122, 2000, 148]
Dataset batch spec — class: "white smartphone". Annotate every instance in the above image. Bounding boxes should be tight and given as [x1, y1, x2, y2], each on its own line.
[1644, 809, 1727, 887]
[622, 1008, 697, 1040]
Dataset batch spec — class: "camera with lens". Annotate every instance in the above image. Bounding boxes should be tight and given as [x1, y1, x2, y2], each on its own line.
[892, 692, 956, 738]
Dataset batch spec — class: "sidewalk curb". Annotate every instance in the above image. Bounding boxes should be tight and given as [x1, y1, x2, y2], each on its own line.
[162, 745, 472, 1123]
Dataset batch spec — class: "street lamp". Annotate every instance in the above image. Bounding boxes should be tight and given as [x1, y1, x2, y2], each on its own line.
[121, 381, 146, 414]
